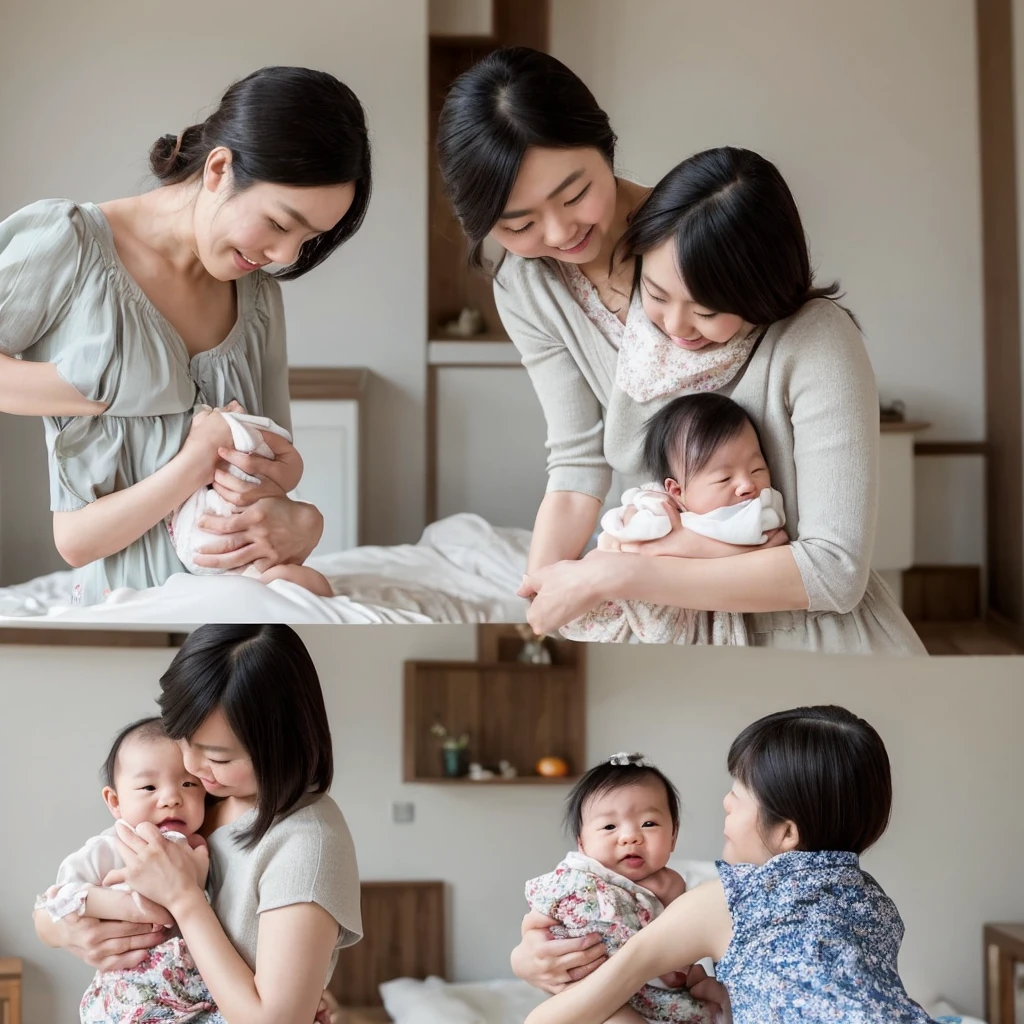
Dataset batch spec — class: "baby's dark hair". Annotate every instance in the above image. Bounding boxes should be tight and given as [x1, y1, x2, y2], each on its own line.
[728, 705, 893, 855]
[564, 753, 680, 839]
[102, 716, 168, 789]
[642, 392, 763, 485]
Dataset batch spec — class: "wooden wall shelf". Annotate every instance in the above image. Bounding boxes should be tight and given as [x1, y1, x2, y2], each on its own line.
[403, 625, 585, 784]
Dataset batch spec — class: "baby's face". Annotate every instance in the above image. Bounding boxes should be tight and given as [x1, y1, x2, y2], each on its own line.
[578, 779, 678, 883]
[669, 420, 771, 515]
[103, 735, 206, 836]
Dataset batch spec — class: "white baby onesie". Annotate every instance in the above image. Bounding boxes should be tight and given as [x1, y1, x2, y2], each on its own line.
[600, 483, 786, 547]
[167, 408, 292, 577]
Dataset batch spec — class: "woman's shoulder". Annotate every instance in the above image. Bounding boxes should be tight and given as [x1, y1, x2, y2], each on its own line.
[765, 298, 872, 379]
[494, 253, 566, 307]
[0, 198, 93, 261]
[265, 794, 354, 855]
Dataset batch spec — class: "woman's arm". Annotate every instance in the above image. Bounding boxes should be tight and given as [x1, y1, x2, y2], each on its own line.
[171, 890, 339, 1024]
[33, 908, 168, 970]
[527, 491, 603, 573]
[494, 266, 613, 570]
[0, 354, 108, 416]
[511, 911, 608, 994]
[51, 410, 232, 568]
[525, 882, 731, 1024]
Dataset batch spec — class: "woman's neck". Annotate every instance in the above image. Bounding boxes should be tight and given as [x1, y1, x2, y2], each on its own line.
[582, 176, 650, 276]
[107, 185, 207, 280]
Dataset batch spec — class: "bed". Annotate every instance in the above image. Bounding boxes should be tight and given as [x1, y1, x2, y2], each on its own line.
[0, 366, 537, 629]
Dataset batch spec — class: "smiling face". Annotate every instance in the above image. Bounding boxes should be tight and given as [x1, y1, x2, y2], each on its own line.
[640, 238, 755, 351]
[176, 706, 257, 805]
[489, 145, 618, 264]
[577, 778, 678, 883]
[102, 733, 206, 837]
[192, 147, 356, 280]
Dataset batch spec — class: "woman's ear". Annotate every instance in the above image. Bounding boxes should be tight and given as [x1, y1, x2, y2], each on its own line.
[203, 146, 234, 195]
[775, 819, 801, 853]
[102, 786, 121, 820]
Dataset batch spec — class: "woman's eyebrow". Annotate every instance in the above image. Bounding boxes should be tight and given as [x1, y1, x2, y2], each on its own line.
[500, 169, 585, 219]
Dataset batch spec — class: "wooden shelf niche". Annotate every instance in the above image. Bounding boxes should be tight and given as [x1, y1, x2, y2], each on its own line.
[427, 0, 550, 343]
[403, 624, 584, 785]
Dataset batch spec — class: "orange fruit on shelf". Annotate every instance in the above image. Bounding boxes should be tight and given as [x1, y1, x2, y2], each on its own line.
[536, 756, 569, 777]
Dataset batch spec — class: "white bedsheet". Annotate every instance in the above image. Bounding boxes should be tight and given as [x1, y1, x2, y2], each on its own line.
[0, 514, 530, 626]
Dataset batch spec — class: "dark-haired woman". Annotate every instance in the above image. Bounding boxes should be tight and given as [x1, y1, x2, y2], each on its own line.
[518, 707, 956, 1024]
[34, 623, 361, 1024]
[437, 48, 923, 654]
[0, 66, 372, 605]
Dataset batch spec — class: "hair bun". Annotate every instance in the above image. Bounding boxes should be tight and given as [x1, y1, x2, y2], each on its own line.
[608, 752, 649, 767]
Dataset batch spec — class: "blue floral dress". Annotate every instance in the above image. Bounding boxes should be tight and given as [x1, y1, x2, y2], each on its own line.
[715, 851, 959, 1024]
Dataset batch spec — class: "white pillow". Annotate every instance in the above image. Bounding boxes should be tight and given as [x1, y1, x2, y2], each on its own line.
[380, 977, 483, 1024]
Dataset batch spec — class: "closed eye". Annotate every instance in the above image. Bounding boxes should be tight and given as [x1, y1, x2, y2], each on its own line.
[643, 283, 666, 304]
[565, 184, 591, 206]
[269, 219, 287, 233]
[506, 222, 534, 236]
[695, 311, 718, 319]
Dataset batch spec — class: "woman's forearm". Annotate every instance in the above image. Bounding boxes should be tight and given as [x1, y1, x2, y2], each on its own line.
[0, 354, 107, 416]
[528, 491, 603, 573]
[172, 891, 267, 1024]
[52, 446, 211, 568]
[614, 545, 809, 613]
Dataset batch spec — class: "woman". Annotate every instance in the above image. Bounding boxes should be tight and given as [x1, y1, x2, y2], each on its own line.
[437, 47, 924, 654]
[0, 65, 371, 604]
[33, 623, 361, 1023]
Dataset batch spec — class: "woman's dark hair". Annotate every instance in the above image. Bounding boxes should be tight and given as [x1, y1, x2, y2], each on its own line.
[149, 65, 372, 280]
[564, 753, 680, 839]
[158, 623, 333, 849]
[643, 393, 763, 485]
[437, 47, 616, 272]
[727, 705, 892, 855]
[102, 716, 167, 788]
[620, 147, 851, 327]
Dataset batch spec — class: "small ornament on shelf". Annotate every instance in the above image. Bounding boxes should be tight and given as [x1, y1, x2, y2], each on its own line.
[879, 399, 907, 423]
[515, 624, 553, 665]
[442, 307, 485, 337]
[431, 722, 470, 778]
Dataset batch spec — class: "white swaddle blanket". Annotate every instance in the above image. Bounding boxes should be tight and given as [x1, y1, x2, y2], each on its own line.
[600, 483, 786, 547]
[168, 408, 292, 577]
[564, 484, 788, 646]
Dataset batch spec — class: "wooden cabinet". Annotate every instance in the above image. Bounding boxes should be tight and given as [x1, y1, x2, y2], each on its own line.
[403, 626, 585, 784]
[985, 923, 1024, 1024]
[0, 959, 21, 1024]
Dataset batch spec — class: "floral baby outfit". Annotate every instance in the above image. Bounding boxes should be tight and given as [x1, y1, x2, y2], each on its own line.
[716, 851, 961, 1024]
[36, 825, 222, 1024]
[525, 851, 712, 1024]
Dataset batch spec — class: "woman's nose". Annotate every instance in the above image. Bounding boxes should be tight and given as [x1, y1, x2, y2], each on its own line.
[543, 213, 579, 250]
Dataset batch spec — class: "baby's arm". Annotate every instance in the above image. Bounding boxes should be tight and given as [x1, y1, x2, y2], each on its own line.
[51, 407, 236, 569]
[83, 886, 174, 929]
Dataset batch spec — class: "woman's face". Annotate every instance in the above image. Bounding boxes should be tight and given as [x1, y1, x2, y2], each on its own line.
[489, 145, 618, 263]
[193, 147, 356, 281]
[640, 239, 754, 351]
[177, 706, 257, 802]
[721, 778, 798, 865]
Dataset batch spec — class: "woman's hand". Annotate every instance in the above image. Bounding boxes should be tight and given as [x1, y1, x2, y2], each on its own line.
[193, 496, 324, 573]
[182, 403, 244, 478]
[115, 820, 208, 918]
[518, 549, 628, 635]
[33, 902, 168, 972]
[510, 911, 607, 994]
[211, 431, 304, 506]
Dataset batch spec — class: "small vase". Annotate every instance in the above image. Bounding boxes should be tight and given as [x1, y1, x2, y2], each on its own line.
[442, 746, 464, 778]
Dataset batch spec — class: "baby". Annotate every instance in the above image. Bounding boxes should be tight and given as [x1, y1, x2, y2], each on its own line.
[561, 393, 787, 645]
[167, 403, 333, 597]
[36, 717, 220, 1024]
[525, 754, 712, 1024]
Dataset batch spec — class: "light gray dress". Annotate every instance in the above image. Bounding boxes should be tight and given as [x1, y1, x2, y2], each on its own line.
[494, 254, 926, 655]
[0, 199, 291, 604]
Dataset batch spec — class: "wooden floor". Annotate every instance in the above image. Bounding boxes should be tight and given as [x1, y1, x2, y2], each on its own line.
[913, 620, 1024, 656]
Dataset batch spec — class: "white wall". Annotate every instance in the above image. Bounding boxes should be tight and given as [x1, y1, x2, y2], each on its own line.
[1, 629, 1020, 1021]
[551, 0, 985, 565]
[0, 0, 427, 583]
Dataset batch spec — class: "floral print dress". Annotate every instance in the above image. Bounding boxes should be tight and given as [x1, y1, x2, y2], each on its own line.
[716, 851, 960, 1024]
[526, 851, 712, 1023]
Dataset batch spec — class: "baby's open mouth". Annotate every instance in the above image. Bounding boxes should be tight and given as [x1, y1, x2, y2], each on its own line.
[158, 818, 186, 832]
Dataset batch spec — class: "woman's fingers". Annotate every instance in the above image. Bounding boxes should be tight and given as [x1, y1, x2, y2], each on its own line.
[517, 573, 539, 598]
[565, 953, 607, 982]
[521, 910, 560, 933]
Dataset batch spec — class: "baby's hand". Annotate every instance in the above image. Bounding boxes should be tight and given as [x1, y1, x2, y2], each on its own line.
[659, 969, 690, 990]
[641, 867, 687, 906]
[597, 533, 623, 552]
[101, 868, 128, 887]
[184, 407, 237, 467]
